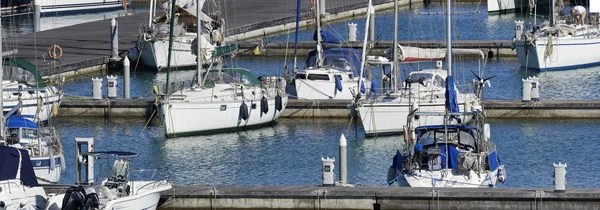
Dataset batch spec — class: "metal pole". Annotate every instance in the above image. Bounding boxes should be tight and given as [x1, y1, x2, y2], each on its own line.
[447, 0, 452, 77]
[196, 0, 203, 87]
[165, 0, 178, 93]
[369, 8, 375, 41]
[34, 0, 41, 32]
[123, 56, 130, 98]
[320, 0, 326, 15]
[148, 0, 155, 28]
[315, 0, 323, 67]
[110, 18, 119, 59]
[339, 134, 347, 184]
[393, 0, 398, 94]
[0, 10, 3, 138]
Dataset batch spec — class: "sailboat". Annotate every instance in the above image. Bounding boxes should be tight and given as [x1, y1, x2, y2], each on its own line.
[386, 0, 506, 188]
[513, 2, 600, 71]
[135, 0, 236, 71]
[6, 115, 65, 184]
[156, 0, 288, 138]
[2, 58, 63, 122]
[357, 1, 481, 137]
[291, 0, 371, 100]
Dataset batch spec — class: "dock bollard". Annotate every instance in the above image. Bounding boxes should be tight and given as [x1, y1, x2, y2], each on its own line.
[34, 0, 41, 32]
[339, 134, 347, 185]
[522, 78, 532, 102]
[348, 23, 357, 42]
[123, 56, 130, 99]
[530, 76, 540, 101]
[92, 77, 103, 99]
[553, 162, 567, 192]
[107, 75, 117, 98]
[321, 157, 335, 186]
[110, 18, 119, 60]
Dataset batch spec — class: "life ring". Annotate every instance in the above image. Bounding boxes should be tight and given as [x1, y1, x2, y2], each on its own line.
[47, 44, 63, 60]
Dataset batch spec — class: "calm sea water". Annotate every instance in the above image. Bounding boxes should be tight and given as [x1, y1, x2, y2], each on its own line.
[2, 3, 599, 188]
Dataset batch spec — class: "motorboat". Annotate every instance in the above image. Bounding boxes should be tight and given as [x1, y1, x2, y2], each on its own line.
[45, 150, 172, 210]
[0, 145, 49, 209]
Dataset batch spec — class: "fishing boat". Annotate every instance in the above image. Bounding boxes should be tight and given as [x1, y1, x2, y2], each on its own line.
[156, 0, 287, 138]
[3, 58, 63, 122]
[6, 115, 65, 184]
[290, 0, 371, 100]
[513, 5, 600, 71]
[46, 151, 172, 210]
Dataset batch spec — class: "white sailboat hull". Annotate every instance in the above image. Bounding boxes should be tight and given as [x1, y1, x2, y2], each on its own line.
[399, 168, 500, 188]
[141, 35, 214, 70]
[31, 155, 64, 184]
[38, 0, 127, 14]
[161, 94, 288, 137]
[2, 86, 62, 122]
[295, 79, 370, 100]
[0, 180, 48, 210]
[515, 37, 600, 71]
[487, 0, 528, 13]
[360, 98, 472, 136]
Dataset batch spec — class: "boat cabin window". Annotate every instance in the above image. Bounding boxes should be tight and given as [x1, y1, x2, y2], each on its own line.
[433, 75, 446, 88]
[8, 128, 19, 138]
[22, 128, 38, 139]
[323, 57, 354, 71]
[417, 128, 476, 149]
[348, 74, 354, 80]
[296, 73, 306, 80]
[3, 66, 38, 87]
[409, 73, 433, 86]
[307, 74, 330, 81]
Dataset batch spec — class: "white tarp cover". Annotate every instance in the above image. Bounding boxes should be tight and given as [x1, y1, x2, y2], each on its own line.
[591, 1, 600, 13]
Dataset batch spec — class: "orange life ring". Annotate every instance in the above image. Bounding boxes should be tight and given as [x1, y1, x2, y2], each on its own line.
[47, 44, 63, 60]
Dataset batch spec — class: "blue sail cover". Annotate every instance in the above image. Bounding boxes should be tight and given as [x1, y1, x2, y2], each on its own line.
[445, 75, 460, 112]
[313, 29, 341, 44]
[6, 116, 38, 129]
[0, 146, 39, 187]
[306, 48, 362, 72]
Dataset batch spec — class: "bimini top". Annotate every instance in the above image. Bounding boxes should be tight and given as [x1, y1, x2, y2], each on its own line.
[415, 125, 476, 132]
[6, 115, 38, 129]
[87, 151, 139, 158]
[306, 48, 362, 72]
[0, 146, 39, 186]
[3, 58, 46, 88]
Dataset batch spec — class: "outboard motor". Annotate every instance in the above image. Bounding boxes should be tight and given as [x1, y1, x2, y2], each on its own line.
[61, 186, 86, 210]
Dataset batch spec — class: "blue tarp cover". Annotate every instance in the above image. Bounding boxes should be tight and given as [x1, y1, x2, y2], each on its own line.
[440, 145, 459, 169]
[6, 116, 38, 129]
[306, 48, 362, 72]
[445, 75, 460, 112]
[488, 151, 499, 171]
[391, 150, 403, 171]
[0, 146, 40, 186]
[313, 29, 341, 44]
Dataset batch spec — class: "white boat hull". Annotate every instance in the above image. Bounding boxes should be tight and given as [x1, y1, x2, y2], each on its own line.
[2, 86, 62, 122]
[359, 99, 472, 136]
[0, 179, 48, 210]
[31, 155, 64, 184]
[399, 168, 499, 188]
[38, 0, 127, 14]
[515, 37, 600, 71]
[140, 35, 214, 70]
[295, 79, 371, 100]
[487, 0, 528, 13]
[161, 94, 288, 137]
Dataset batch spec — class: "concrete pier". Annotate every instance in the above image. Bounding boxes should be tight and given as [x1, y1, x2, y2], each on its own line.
[154, 185, 600, 210]
[57, 99, 600, 119]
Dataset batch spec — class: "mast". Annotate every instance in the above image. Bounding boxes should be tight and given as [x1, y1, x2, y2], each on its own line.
[446, 0, 452, 77]
[165, 0, 178, 94]
[315, 0, 323, 67]
[0, 11, 3, 138]
[293, 0, 300, 70]
[357, 0, 373, 100]
[393, 0, 398, 94]
[196, 0, 203, 87]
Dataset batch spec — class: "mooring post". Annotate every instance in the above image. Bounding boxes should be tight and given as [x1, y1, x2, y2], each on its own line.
[110, 18, 119, 60]
[348, 23, 357, 42]
[319, 0, 327, 15]
[369, 8, 375, 41]
[553, 162, 567, 192]
[339, 134, 347, 185]
[123, 56, 130, 98]
[92, 78, 103, 100]
[34, 0, 41, 32]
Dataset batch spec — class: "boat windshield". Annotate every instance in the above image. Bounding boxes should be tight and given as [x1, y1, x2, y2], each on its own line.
[417, 128, 476, 149]
[322, 57, 354, 71]
[409, 73, 446, 88]
[3, 66, 38, 87]
[204, 69, 259, 86]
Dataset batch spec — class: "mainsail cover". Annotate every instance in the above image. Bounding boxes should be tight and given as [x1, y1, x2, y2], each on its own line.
[313, 29, 341, 45]
[386, 45, 446, 62]
[445, 75, 460, 112]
